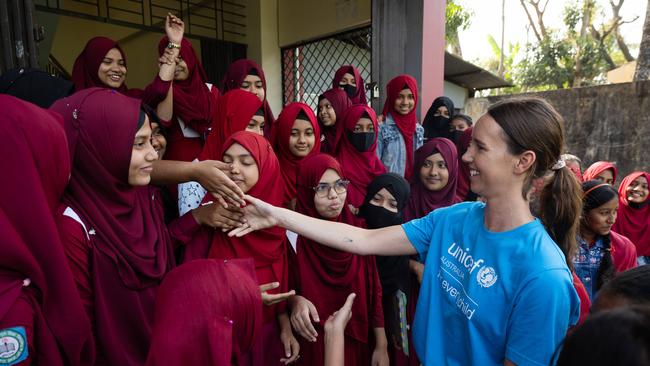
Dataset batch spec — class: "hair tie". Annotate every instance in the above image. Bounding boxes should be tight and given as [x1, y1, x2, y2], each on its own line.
[551, 159, 566, 170]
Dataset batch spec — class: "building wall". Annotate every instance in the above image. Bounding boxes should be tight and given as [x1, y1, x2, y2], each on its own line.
[464, 81, 650, 179]
[443, 81, 468, 110]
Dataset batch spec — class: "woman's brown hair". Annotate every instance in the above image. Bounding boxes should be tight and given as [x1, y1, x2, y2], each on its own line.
[488, 97, 582, 269]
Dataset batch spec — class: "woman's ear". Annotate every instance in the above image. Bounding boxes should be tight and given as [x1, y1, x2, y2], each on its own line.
[514, 150, 536, 175]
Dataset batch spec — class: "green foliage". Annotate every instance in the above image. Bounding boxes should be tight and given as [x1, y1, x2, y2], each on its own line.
[445, 1, 472, 44]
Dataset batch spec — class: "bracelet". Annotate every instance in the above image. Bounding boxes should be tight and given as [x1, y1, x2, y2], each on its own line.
[166, 41, 181, 49]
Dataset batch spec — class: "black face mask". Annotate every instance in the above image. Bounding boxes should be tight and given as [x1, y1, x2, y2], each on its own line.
[424, 115, 451, 139]
[340, 83, 357, 98]
[347, 131, 374, 152]
[360, 204, 403, 229]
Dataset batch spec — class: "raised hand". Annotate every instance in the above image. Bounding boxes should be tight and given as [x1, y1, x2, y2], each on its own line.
[259, 282, 296, 306]
[165, 13, 185, 45]
[289, 295, 320, 342]
[192, 160, 245, 207]
[228, 195, 280, 237]
[191, 202, 245, 230]
[324, 293, 356, 335]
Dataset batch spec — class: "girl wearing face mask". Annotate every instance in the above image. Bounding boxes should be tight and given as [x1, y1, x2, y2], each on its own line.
[335, 105, 386, 208]
[332, 65, 367, 104]
[421, 96, 456, 141]
[359, 174, 418, 366]
[222, 59, 275, 136]
[582, 161, 618, 186]
[574, 180, 637, 303]
[377, 75, 424, 180]
[612, 172, 650, 265]
[271, 103, 321, 209]
[317, 88, 352, 154]
[292, 154, 388, 366]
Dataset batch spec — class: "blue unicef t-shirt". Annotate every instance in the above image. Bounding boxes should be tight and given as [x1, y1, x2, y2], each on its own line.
[402, 202, 580, 366]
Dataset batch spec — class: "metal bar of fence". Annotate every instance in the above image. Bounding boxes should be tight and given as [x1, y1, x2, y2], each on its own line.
[11, 0, 27, 68]
[0, 0, 13, 71]
[24, 0, 38, 67]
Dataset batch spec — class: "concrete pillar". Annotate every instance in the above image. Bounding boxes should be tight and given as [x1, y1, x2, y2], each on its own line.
[371, 0, 445, 119]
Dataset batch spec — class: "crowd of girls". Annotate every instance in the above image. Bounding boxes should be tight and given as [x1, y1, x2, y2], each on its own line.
[1, 12, 650, 366]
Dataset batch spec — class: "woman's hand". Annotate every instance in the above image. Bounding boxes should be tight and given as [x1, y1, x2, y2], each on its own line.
[279, 314, 300, 364]
[324, 293, 356, 335]
[165, 13, 185, 45]
[259, 282, 295, 306]
[371, 345, 389, 366]
[191, 160, 245, 207]
[289, 295, 320, 342]
[191, 202, 245, 229]
[228, 195, 280, 237]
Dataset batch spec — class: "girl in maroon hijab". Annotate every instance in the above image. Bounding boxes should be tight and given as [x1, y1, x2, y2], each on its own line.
[50, 88, 177, 366]
[0, 95, 94, 366]
[377, 74, 424, 180]
[155, 36, 218, 162]
[582, 161, 618, 186]
[293, 154, 387, 365]
[146, 259, 262, 366]
[317, 88, 352, 154]
[335, 105, 386, 208]
[332, 65, 367, 104]
[196, 132, 298, 365]
[271, 103, 321, 208]
[222, 59, 276, 135]
[612, 172, 650, 265]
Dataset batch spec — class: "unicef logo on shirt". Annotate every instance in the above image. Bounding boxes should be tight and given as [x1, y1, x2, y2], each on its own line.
[476, 266, 498, 288]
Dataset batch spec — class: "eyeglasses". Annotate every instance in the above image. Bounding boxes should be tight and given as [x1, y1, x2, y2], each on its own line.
[313, 179, 350, 197]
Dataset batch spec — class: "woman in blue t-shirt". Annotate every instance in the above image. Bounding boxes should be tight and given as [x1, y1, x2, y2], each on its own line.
[231, 97, 582, 366]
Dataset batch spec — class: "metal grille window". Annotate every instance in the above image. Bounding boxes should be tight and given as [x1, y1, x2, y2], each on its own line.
[281, 27, 371, 110]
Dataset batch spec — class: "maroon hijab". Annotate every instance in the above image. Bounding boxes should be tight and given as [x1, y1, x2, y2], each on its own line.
[335, 104, 386, 207]
[381, 74, 419, 179]
[318, 88, 352, 154]
[612, 172, 650, 256]
[455, 127, 473, 201]
[221, 59, 275, 134]
[146, 259, 262, 366]
[295, 154, 376, 343]
[332, 65, 367, 104]
[582, 161, 618, 184]
[404, 138, 460, 221]
[50, 88, 175, 365]
[271, 102, 321, 206]
[0, 95, 94, 366]
[157, 37, 216, 134]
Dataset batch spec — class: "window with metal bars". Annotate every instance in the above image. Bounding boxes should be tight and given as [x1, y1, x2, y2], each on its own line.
[281, 27, 371, 110]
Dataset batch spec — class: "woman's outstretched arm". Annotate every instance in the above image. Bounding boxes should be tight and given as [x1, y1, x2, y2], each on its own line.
[230, 195, 417, 257]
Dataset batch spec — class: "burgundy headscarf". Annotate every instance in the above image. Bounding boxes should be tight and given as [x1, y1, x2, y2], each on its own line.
[221, 59, 275, 134]
[612, 171, 650, 256]
[157, 37, 216, 134]
[332, 65, 367, 104]
[404, 138, 460, 221]
[271, 102, 321, 206]
[146, 259, 262, 366]
[582, 161, 618, 184]
[71, 37, 135, 96]
[50, 88, 175, 365]
[381, 74, 419, 179]
[295, 154, 381, 343]
[0, 95, 94, 366]
[455, 127, 473, 201]
[199, 89, 263, 161]
[206, 132, 288, 322]
[335, 105, 386, 207]
[318, 88, 352, 154]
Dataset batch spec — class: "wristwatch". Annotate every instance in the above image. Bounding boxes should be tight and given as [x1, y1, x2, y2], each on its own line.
[166, 42, 181, 49]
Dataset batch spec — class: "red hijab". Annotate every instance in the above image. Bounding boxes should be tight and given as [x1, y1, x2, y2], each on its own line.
[0, 95, 94, 366]
[455, 127, 473, 201]
[147, 259, 262, 366]
[71, 37, 139, 97]
[271, 102, 321, 206]
[50, 88, 175, 365]
[221, 59, 275, 134]
[612, 171, 650, 256]
[318, 88, 352, 154]
[295, 154, 378, 343]
[199, 89, 263, 161]
[381, 74, 419, 179]
[582, 161, 618, 184]
[404, 138, 460, 221]
[336, 105, 386, 207]
[332, 65, 367, 104]
[157, 37, 216, 134]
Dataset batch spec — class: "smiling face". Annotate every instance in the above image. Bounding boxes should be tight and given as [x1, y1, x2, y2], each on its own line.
[98, 48, 127, 89]
[596, 169, 615, 186]
[174, 57, 190, 81]
[393, 88, 415, 116]
[128, 117, 157, 186]
[313, 169, 346, 219]
[583, 197, 618, 237]
[318, 98, 336, 127]
[419, 153, 449, 191]
[222, 143, 260, 193]
[289, 118, 316, 157]
[151, 122, 167, 160]
[626, 176, 649, 204]
[369, 188, 398, 213]
[241, 74, 265, 101]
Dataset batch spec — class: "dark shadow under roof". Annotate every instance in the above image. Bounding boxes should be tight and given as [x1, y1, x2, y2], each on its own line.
[444, 52, 511, 91]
